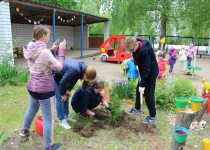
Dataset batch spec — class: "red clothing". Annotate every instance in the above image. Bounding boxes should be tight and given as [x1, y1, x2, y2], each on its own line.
[157, 59, 168, 77]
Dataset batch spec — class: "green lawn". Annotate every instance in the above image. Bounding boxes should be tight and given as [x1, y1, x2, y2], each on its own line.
[0, 85, 206, 150]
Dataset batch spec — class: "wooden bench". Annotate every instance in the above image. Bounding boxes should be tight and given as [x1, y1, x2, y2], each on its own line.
[196, 51, 210, 58]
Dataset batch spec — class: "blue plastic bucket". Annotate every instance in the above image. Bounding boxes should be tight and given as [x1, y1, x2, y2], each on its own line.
[174, 126, 189, 143]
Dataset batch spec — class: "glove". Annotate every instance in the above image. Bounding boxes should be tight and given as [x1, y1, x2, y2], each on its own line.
[106, 107, 112, 112]
[139, 86, 145, 94]
[94, 113, 104, 121]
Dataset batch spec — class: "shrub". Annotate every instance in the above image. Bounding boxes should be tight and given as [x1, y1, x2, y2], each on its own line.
[155, 78, 175, 111]
[109, 94, 123, 124]
[111, 79, 137, 100]
[155, 76, 198, 112]
[0, 54, 29, 86]
[172, 76, 197, 97]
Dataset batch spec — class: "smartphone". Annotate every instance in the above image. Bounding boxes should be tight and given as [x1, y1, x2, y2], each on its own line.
[56, 40, 60, 45]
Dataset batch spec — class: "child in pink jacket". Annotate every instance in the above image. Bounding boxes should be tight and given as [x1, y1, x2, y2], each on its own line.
[20, 25, 66, 150]
[157, 51, 168, 78]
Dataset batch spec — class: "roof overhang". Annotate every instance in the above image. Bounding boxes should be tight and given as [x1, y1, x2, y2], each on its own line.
[9, 0, 109, 27]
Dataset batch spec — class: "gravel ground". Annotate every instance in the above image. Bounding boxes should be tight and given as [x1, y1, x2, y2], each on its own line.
[82, 55, 210, 93]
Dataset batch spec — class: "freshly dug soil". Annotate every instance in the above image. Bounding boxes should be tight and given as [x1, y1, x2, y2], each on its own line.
[73, 108, 157, 138]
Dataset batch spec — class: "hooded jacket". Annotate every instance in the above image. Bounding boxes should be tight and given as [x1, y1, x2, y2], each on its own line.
[157, 59, 168, 77]
[169, 51, 177, 65]
[24, 41, 63, 93]
[126, 58, 139, 79]
[71, 82, 105, 114]
[53, 59, 86, 96]
[133, 39, 159, 87]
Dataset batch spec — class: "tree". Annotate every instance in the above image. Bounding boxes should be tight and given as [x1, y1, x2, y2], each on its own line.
[110, 0, 177, 49]
[176, 0, 210, 38]
[33, 0, 78, 9]
[110, 0, 210, 47]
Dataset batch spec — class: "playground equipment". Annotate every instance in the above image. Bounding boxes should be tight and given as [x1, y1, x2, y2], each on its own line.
[186, 66, 202, 75]
[202, 78, 210, 94]
[100, 35, 131, 63]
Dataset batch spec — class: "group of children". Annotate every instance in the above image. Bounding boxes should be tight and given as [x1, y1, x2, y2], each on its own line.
[156, 43, 197, 78]
[20, 25, 110, 150]
[123, 43, 197, 80]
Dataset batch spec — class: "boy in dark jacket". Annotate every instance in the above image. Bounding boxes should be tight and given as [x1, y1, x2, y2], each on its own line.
[71, 79, 111, 120]
[53, 59, 96, 129]
[125, 37, 158, 123]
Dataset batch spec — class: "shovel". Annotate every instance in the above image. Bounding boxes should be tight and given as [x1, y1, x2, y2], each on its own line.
[140, 90, 144, 123]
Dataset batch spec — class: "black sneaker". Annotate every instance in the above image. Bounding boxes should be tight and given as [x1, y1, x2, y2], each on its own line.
[45, 143, 61, 150]
[19, 129, 30, 137]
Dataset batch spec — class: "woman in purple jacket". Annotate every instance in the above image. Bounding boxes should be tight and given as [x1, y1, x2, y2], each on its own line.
[168, 47, 177, 74]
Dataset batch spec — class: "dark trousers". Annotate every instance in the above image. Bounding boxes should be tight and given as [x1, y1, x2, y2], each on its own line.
[71, 101, 100, 113]
[135, 79, 156, 117]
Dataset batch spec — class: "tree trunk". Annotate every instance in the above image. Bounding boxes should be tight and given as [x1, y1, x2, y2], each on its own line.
[194, 96, 208, 122]
[170, 109, 199, 150]
[159, 13, 167, 50]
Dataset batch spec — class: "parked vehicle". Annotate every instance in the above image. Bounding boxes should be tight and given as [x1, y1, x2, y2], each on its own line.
[100, 35, 131, 63]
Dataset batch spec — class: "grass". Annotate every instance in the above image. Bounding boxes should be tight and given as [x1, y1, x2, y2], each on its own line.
[0, 85, 207, 150]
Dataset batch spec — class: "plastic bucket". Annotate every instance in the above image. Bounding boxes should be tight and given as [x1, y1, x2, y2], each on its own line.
[190, 96, 204, 112]
[187, 100, 191, 108]
[175, 97, 188, 111]
[35, 116, 43, 136]
[174, 126, 189, 143]
[202, 138, 210, 150]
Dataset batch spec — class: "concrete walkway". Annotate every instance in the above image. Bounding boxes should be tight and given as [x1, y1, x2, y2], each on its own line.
[16, 49, 100, 68]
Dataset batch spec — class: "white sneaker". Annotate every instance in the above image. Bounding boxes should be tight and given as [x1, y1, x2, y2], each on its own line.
[66, 116, 77, 123]
[59, 119, 71, 129]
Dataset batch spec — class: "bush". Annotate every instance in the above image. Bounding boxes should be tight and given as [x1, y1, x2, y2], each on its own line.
[155, 76, 197, 112]
[172, 76, 197, 97]
[111, 79, 137, 100]
[109, 94, 123, 124]
[0, 54, 29, 86]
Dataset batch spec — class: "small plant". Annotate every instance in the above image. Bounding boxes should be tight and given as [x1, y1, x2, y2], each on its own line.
[109, 94, 123, 124]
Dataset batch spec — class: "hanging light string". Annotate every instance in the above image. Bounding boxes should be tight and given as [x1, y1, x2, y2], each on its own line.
[16, 7, 76, 24]
[57, 15, 76, 23]
[16, 8, 46, 25]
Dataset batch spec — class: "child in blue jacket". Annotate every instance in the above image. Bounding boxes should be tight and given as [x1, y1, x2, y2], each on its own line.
[71, 79, 111, 120]
[126, 56, 139, 80]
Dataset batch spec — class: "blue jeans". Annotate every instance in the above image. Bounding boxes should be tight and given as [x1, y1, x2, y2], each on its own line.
[169, 65, 174, 73]
[22, 95, 54, 148]
[55, 81, 69, 122]
[187, 57, 192, 67]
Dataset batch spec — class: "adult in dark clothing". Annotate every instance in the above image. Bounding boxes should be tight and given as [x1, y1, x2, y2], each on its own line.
[71, 79, 111, 120]
[53, 59, 96, 129]
[125, 37, 159, 123]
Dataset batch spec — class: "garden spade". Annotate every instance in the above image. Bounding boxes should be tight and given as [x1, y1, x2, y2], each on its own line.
[140, 90, 144, 123]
